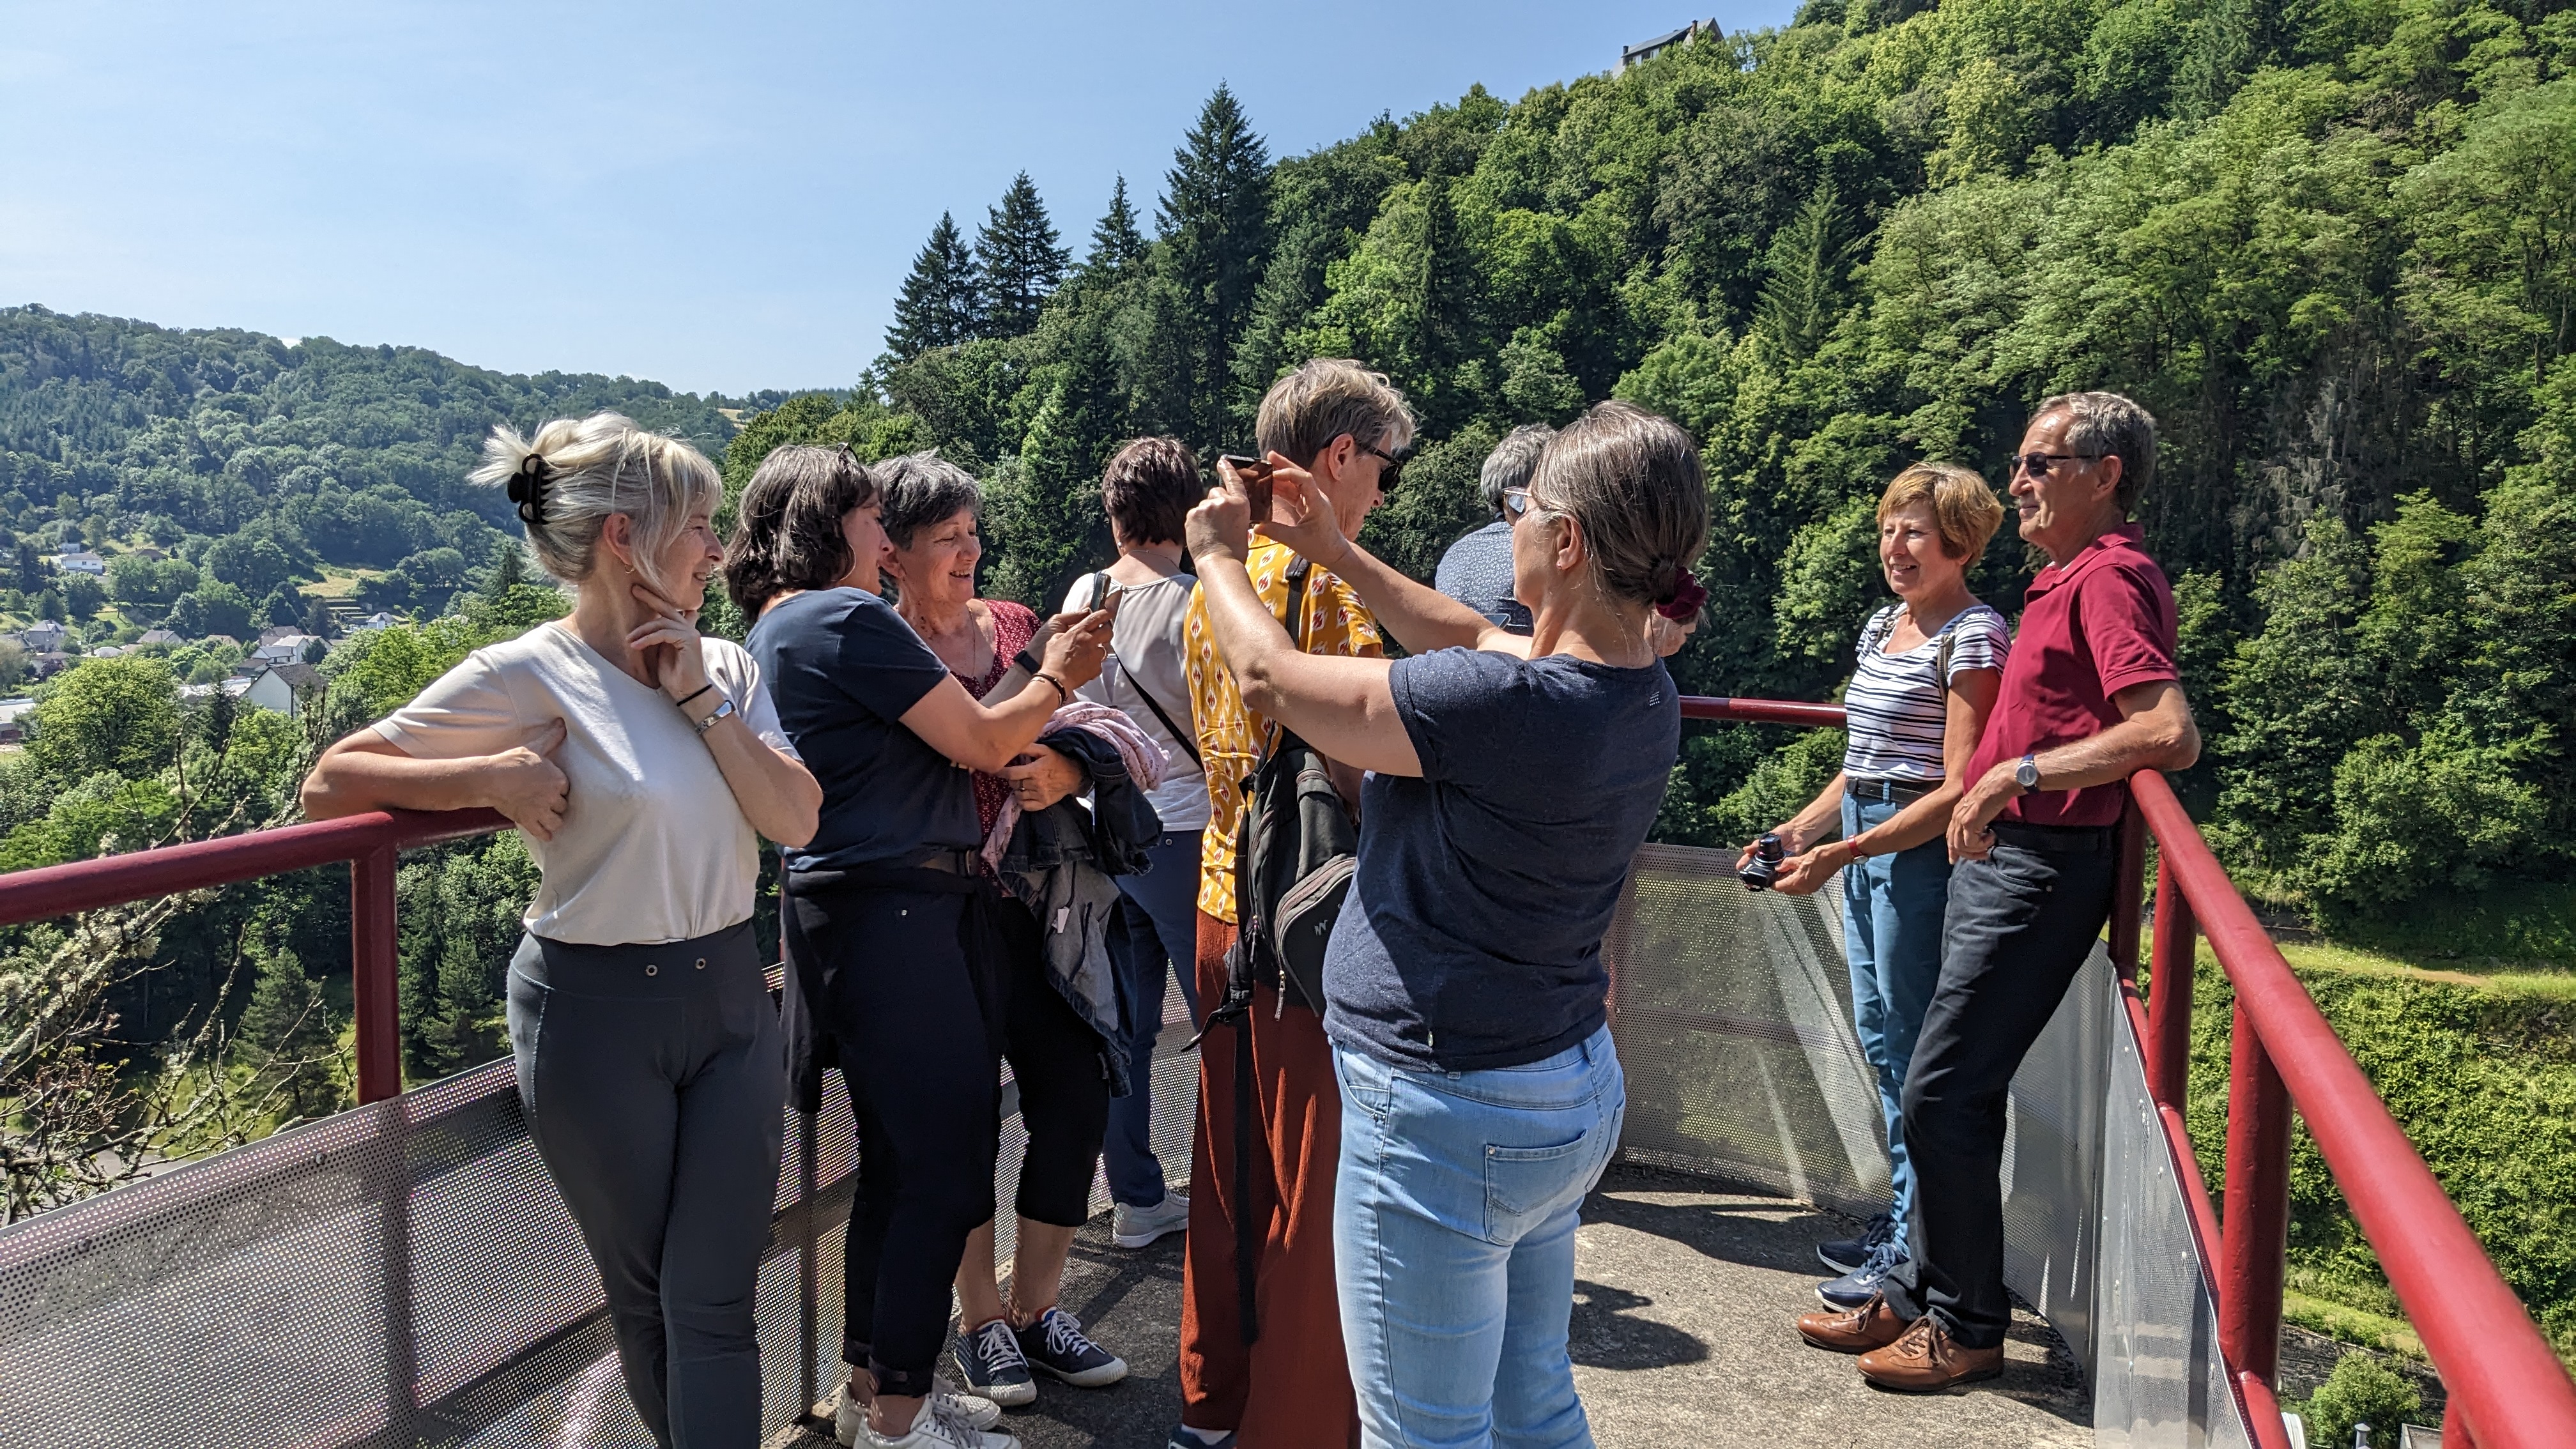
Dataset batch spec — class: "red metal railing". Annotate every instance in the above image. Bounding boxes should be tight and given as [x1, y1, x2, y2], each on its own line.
[5, 701, 2572, 1445]
[1683, 696, 2576, 1449]
[0, 807, 507, 1103]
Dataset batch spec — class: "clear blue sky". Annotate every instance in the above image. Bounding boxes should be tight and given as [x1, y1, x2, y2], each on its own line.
[0, 1, 1795, 397]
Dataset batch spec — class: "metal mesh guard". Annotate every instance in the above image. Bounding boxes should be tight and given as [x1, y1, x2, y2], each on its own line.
[0, 966, 1203, 1448]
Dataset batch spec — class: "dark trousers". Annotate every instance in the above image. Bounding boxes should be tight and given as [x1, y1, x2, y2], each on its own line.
[506, 923, 785, 1449]
[1883, 824, 2116, 1349]
[993, 901, 1115, 1229]
[793, 885, 1000, 1400]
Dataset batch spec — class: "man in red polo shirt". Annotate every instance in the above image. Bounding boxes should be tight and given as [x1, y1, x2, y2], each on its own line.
[1797, 391, 2202, 1390]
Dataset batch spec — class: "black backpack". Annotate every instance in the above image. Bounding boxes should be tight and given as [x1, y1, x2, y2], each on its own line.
[1195, 555, 1359, 1345]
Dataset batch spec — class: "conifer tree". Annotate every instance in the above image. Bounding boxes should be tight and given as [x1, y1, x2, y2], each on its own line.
[1082, 175, 1148, 281]
[1141, 84, 1275, 452]
[974, 172, 1070, 339]
[885, 212, 983, 360]
[985, 314, 1124, 606]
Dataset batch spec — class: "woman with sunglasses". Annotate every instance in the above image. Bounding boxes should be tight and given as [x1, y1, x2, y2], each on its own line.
[1188, 400, 1706, 1449]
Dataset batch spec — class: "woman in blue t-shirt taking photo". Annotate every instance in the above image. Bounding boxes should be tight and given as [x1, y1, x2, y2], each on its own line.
[1736, 461, 2009, 1312]
[1184, 400, 1707, 1449]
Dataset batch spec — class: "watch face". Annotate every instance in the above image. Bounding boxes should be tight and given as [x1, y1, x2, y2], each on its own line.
[2017, 757, 2039, 788]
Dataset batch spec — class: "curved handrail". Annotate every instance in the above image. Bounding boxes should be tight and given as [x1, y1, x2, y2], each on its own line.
[0, 807, 508, 928]
[2133, 771, 2576, 1448]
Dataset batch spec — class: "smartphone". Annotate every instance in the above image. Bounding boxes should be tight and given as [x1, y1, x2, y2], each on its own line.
[1220, 454, 1275, 524]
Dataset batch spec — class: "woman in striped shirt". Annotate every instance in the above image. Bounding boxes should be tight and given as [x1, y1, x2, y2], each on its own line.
[1738, 462, 2009, 1307]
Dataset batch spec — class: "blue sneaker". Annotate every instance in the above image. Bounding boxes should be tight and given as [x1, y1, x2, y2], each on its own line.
[953, 1317, 1038, 1407]
[1165, 1431, 1236, 1449]
[1816, 1211, 1896, 1274]
[1013, 1305, 1127, 1388]
[1818, 1238, 1909, 1310]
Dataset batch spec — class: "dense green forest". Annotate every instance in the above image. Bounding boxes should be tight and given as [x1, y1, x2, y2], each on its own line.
[0, 307, 739, 636]
[2, 0, 2571, 1358]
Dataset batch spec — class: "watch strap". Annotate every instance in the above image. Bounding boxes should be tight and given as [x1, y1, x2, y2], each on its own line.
[693, 696, 736, 733]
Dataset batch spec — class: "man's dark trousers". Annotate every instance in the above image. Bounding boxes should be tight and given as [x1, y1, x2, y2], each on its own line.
[1883, 822, 2118, 1349]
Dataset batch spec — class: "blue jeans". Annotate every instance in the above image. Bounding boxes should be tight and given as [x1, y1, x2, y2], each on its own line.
[1331, 1026, 1625, 1449]
[1840, 792, 1952, 1250]
[1103, 829, 1204, 1208]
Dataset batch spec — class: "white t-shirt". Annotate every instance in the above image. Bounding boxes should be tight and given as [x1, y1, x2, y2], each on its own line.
[373, 622, 797, 946]
[1840, 602, 2011, 784]
[1061, 571, 1210, 832]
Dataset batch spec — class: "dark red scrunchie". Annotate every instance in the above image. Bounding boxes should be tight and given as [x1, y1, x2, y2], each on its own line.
[1655, 566, 1708, 620]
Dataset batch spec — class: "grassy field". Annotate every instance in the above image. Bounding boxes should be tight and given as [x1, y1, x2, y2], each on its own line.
[2161, 931, 2576, 1363]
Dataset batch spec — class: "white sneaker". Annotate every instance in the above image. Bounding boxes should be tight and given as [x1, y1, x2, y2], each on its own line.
[833, 1379, 1003, 1445]
[1112, 1189, 1192, 1249]
[861, 1392, 1021, 1449]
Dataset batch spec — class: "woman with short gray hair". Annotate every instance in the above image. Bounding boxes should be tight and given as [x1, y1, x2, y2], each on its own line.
[302, 413, 822, 1449]
[1190, 399, 1706, 1449]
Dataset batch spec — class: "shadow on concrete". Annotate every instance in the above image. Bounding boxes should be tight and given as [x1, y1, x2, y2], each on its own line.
[1583, 1169, 1853, 1277]
[1570, 1278, 1713, 1370]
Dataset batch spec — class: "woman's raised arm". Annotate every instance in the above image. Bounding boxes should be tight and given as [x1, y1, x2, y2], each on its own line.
[897, 608, 1114, 772]
[1250, 457, 1529, 661]
[1187, 471, 1423, 779]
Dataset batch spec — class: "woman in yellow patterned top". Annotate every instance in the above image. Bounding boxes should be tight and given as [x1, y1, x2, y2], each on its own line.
[1173, 359, 1410, 1449]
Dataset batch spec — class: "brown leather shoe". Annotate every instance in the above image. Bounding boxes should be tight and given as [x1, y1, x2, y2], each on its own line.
[1856, 1315, 2005, 1392]
[1796, 1292, 1908, 1353]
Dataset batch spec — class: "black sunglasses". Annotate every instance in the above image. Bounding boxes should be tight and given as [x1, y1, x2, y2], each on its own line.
[1353, 436, 1413, 491]
[2009, 451, 2108, 478]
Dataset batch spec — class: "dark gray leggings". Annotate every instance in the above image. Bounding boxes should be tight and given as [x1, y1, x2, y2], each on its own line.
[507, 923, 786, 1449]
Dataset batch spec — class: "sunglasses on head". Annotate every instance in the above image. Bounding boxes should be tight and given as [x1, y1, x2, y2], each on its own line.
[2009, 451, 2108, 478]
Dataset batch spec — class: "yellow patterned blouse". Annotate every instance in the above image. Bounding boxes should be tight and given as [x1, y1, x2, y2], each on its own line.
[1183, 539, 1384, 924]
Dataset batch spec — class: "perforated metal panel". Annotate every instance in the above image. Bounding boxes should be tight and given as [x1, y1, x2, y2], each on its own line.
[0, 958, 1199, 1449]
[2094, 996, 2258, 1448]
[1603, 843, 2110, 1376]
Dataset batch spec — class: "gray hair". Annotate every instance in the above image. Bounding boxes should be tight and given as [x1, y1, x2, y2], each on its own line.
[2034, 391, 2158, 512]
[1254, 358, 1418, 469]
[469, 412, 720, 596]
[873, 450, 984, 551]
[1529, 401, 1710, 618]
[1479, 424, 1556, 516]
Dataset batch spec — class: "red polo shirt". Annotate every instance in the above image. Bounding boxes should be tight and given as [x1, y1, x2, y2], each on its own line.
[1966, 525, 2179, 827]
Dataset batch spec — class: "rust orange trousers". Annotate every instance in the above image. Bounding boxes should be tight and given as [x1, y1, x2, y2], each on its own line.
[1177, 912, 1360, 1448]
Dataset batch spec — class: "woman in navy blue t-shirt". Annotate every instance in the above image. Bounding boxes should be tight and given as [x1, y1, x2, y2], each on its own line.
[1183, 401, 1708, 1449]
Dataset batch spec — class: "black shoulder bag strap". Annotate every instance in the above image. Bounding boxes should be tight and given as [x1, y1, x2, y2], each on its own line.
[1089, 571, 1203, 768]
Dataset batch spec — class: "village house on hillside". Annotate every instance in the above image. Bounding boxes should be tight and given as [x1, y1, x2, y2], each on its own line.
[49, 551, 106, 576]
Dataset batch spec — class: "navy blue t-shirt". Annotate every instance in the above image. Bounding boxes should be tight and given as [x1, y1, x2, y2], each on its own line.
[748, 588, 976, 871]
[1321, 646, 1680, 1070]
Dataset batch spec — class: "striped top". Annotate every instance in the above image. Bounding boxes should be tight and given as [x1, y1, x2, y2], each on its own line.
[1841, 602, 2011, 784]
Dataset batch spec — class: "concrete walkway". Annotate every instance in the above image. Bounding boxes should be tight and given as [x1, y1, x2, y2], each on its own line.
[787, 1164, 2089, 1449]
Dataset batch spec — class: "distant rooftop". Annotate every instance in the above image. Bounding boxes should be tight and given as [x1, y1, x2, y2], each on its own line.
[1623, 18, 1719, 69]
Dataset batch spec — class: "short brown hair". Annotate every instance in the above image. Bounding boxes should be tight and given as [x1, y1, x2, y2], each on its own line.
[1877, 462, 2005, 562]
[722, 444, 878, 617]
[1254, 359, 1416, 470]
[1101, 436, 1200, 546]
[1529, 401, 1710, 617]
[2034, 390, 2158, 512]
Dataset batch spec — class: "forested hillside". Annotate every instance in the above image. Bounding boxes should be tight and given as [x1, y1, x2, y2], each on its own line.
[739, 0, 2576, 946]
[0, 307, 737, 628]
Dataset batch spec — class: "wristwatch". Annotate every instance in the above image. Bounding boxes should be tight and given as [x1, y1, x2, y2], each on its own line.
[2015, 753, 2041, 792]
[692, 696, 736, 734]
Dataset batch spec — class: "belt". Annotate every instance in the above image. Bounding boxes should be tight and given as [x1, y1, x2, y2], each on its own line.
[1990, 821, 2117, 855]
[1848, 778, 1934, 805]
[910, 847, 979, 875]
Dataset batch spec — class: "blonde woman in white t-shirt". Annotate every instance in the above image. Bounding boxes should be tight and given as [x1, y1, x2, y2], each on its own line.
[301, 413, 821, 1449]
[1738, 461, 2008, 1314]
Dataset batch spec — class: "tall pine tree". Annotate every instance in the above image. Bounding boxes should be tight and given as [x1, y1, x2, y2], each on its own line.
[974, 172, 1070, 339]
[985, 313, 1126, 606]
[1140, 85, 1275, 453]
[1081, 175, 1148, 282]
[885, 212, 982, 361]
